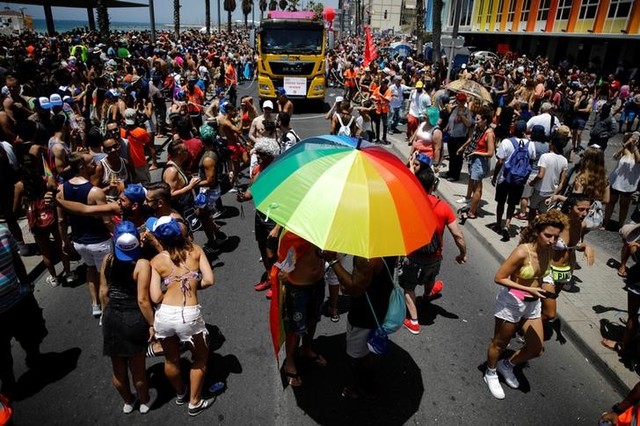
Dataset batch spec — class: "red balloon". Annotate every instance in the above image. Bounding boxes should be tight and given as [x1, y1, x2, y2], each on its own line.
[323, 7, 336, 23]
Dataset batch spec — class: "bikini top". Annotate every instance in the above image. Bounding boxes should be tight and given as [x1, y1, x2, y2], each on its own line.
[515, 245, 551, 280]
[159, 252, 203, 295]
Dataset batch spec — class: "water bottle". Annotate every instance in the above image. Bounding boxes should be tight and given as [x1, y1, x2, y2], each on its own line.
[194, 188, 208, 209]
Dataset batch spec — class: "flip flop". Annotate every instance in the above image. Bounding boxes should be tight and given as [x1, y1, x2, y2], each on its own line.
[601, 339, 623, 354]
[618, 270, 628, 278]
[146, 341, 165, 358]
[285, 371, 303, 387]
[330, 313, 340, 323]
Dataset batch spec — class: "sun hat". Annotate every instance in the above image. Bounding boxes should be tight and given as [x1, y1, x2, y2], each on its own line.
[113, 221, 141, 262]
[124, 108, 137, 125]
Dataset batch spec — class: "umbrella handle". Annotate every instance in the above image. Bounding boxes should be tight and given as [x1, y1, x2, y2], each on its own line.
[356, 137, 363, 150]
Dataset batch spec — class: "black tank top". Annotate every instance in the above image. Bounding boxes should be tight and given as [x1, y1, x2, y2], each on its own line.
[348, 257, 397, 329]
[62, 180, 110, 244]
[105, 256, 139, 308]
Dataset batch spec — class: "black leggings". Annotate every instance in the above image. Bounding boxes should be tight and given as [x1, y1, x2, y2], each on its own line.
[372, 112, 388, 142]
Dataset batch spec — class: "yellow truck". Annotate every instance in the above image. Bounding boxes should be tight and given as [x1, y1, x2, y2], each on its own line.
[253, 11, 331, 104]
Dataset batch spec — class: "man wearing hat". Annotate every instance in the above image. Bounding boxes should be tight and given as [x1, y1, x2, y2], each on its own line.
[276, 87, 294, 116]
[526, 102, 560, 139]
[121, 108, 152, 185]
[249, 100, 276, 146]
[443, 92, 475, 182]
[406, 80, 430, 143]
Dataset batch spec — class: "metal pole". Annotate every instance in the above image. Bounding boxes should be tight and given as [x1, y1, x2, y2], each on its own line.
[87, 8, 96, 31]
[446, 0, 462, 82]
[217, 0, 222, 30]
[149, 0, 156, 43]
[43, 3, 54, 35]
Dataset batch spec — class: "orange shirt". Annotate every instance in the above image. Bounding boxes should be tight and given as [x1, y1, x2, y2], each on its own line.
[121, 127, 150, 168]
[371, 86, 392, 114]
[183, 85, 204, 113]
[344, 68, 357, 88]
[225, 63, 237, 86]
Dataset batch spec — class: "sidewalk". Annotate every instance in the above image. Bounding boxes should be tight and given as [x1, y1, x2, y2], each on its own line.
[385, 131, 637, 395]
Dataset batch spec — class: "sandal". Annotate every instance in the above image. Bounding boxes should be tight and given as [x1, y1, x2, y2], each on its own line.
[285, 370, 303, 387]
[146, 341, 165, 358]
[330, 312, 340, 322]
[601, 338, 624, 354]
[618, 269, 628, 278]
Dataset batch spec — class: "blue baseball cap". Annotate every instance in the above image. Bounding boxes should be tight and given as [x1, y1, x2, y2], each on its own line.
[123, 184, 146, 204]
[146, 216, 182, 242]
[276, 86, 286, 96]
[113, 221, 141, 261]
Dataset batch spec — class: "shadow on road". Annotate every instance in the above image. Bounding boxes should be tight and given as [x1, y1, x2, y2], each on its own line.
[285, 333, 424, 426]
[417, 298, 460, 326]
[14, 347, 82, 401]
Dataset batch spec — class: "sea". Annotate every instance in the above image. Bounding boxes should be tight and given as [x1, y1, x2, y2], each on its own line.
[31, 18, 185, 34]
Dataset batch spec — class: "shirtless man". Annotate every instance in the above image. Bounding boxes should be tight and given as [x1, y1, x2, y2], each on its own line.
[277, 231, 327, 387]
[248, 100, 276, 146]
[276, 87, 294, 116]
[219, 103, 249, 189]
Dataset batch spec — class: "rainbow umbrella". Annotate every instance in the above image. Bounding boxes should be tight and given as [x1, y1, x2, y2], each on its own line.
[251, 135, 436, 259]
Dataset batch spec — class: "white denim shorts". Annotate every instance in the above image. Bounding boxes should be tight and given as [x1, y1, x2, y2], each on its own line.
[154, 304, 208, 344]
[494, 287, 541, 323]
[73, 239, 111, 268]
[346, 322, 371, 359]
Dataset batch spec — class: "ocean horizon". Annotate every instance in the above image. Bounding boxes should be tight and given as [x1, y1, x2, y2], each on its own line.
[30, 18, 216, 34]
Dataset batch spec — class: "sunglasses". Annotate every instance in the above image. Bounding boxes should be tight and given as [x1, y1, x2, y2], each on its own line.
[103, 144, 119, 153]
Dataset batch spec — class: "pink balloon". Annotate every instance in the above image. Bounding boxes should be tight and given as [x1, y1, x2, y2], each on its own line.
[323, 7, 336, 23]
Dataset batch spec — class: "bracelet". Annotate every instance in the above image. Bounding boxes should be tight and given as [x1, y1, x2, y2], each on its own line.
[328, 259, 339, 268]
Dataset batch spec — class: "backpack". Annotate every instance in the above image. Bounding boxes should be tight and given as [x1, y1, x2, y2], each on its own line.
[557, 91, 572, 115]
[503, 137, 532, 185]
[281, 129, 301, 152]
[336, 114, 354, 137]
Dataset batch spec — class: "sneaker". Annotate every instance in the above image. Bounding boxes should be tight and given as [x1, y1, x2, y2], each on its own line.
[139, 388, 157, 414]
[483, 371, 505, 399]
[429, 280, 443, 297]
[203, 243, 221, 258]
[64, 271, 78, 285]
[215, 232, 228, 243]
[265, 288, 273, 299]
[496, 359, 519, 389]
[501, 227, 510, 240]
[228, 186, 239, 193]
[455, 197, 470, 204]
[255, 280, 271, 291]
[175, 389, 188, 406]
[403, 318, 420, 334]
[91, 304, 102, 317]
[188, 397, 216, 417]
[46, 275, 59, 287]
[212, 208, 226, 220]
[123, 398, 137, 414]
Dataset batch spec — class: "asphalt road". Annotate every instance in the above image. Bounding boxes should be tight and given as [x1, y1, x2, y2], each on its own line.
[7, 84, 625, 425]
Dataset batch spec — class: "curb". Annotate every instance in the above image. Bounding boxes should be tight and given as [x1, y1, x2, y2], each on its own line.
[386, 136, 631, 397]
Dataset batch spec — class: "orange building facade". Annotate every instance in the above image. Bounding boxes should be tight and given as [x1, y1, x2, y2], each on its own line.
[442, 0, 640, 74]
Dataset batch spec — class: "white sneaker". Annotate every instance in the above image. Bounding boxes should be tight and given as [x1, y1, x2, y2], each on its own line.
[140, 388, 157, 414]
[123, 398, 137, 414]
[92, 304, 102, 317]
[484, 372, 505, 399]
[496, 359, 520, 389]
[46, 275, 59, 287]
[455, 197, 470, 204]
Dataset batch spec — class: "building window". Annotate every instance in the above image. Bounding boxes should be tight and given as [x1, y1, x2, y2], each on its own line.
[608, 0, 633, 18]
[555, 0, 571, 20]
[496, 0, 504, 22]
[520, 0, 532, 21]
[578, 0, 599, 20]
[537, 0, 550, 21]
[459, 0, 474, 26]
[507, 0, 516, 22]
[477, 0, 484, 24]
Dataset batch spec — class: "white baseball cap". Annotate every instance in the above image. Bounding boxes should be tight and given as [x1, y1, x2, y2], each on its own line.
[263, 100, 274, 110]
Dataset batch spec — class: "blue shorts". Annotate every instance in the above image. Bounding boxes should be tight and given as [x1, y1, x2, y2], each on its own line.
[283, 280, 325, 336]
[571, 118, 586, 131]
[468, 156, 489, 180]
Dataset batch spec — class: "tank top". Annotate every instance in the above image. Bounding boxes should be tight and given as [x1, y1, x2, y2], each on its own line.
[105, 256, 138, 307]
[62, 180, 111, 244]
[347, 257, 397, 329]
[100, 157, 129, 201]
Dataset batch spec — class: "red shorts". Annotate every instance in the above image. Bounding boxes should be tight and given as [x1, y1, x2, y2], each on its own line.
[226, 142, 247, 162]
[407, 114, 419, 138]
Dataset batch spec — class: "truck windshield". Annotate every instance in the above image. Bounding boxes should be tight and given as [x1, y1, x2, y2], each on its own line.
[261, 28, 323, 54]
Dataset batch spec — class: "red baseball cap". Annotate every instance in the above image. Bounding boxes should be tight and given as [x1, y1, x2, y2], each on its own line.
[456, 92, 467, 102]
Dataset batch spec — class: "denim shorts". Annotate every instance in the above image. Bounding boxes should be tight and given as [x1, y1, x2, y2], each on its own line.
[283, 280, 325, 336]
[468, 156, 489, 180]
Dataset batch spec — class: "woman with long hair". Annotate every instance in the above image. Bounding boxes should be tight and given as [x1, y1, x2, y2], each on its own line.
[484, 210, 567, 399]
[552, 145, 609, 206]
[100, 221, 155, 414]
[604, 132, 640, 230]
[149, 217, 215, 417]
[457, 106, 496, 219]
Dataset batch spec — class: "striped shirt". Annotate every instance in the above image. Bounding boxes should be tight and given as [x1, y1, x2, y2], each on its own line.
[0, 225, 28, 313]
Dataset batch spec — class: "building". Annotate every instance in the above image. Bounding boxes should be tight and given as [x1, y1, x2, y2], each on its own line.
[441, 0, 640, 75]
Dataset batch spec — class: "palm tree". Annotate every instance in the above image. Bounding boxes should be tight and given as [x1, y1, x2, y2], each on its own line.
[259, 0, 267, 20]
[269, 0, 277, 10]
[311, 2, 324, 15]
[96, 0, 110, 39]
[242, 0, 252, 27]
[279, 0, 287, 10]
[173, 0, 180, 36]
[287, 0, 299, 11]
[432, 0, 443, 64]
[224, 0, 236, 32]
[205, 0, 211, 35]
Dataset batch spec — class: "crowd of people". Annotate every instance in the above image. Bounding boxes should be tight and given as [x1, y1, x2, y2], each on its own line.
[0, 24, 639, 421]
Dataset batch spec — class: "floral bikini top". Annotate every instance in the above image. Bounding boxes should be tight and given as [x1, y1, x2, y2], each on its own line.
[159, 252, 202, 322]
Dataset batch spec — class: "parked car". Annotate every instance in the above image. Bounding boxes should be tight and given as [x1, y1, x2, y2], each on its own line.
[470, 50, 499, 62]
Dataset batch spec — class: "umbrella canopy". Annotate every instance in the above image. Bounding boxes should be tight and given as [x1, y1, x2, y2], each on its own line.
[446, 78, 493, 103]
[390, 41, 413, 58]
[251, 135, 436, 258]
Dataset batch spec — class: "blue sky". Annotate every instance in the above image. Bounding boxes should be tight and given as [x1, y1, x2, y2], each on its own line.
[5, 0, 339, 24]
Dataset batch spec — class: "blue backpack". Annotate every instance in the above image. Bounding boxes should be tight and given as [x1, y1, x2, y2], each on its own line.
[503, 137, 532, 185]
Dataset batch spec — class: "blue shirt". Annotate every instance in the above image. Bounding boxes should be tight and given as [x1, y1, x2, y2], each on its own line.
[0, 225, 29, 313]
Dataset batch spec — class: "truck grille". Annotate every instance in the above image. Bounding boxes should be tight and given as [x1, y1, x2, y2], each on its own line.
[268, 61, 316, 76]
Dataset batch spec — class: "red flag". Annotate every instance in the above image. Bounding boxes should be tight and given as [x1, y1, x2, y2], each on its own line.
[363, 25, 377, 68]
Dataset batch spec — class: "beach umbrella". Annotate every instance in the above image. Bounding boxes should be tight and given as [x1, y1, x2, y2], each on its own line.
[391, 41, 413, 58]
[446, 78, 493, 104]
[251, 135, 437, 259]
